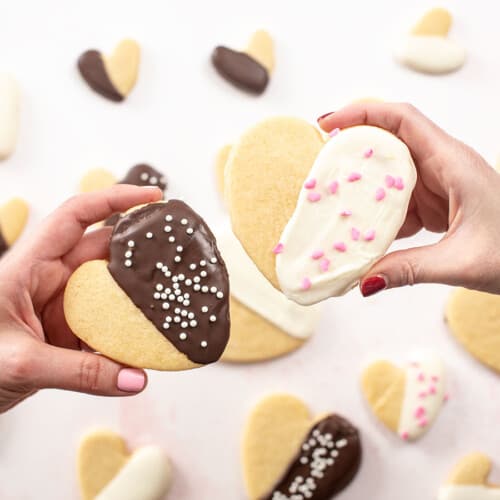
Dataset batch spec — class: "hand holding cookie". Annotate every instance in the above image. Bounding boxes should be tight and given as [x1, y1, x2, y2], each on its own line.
[318, 102, 500, 296]
[0, 185, 162, 413]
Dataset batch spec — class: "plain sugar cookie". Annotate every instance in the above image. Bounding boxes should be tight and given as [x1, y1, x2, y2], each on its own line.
[0, 197, 29, 258]
[361, 353, 446, 441]
[437, 453, 500, 500]
[446, 288, 500, 373]
[394, 8, 465, 74]
[212, 30, 274, 94]
[78, 39, 140, 102]
[217, 228, 321, 363]
[0, 74, 20, 160]
[64, 201, 230, 370]
[77, 429, 172, 500]
[242, 394, 361, 500]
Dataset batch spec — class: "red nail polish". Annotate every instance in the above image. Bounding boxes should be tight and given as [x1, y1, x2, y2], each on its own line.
[317, 111, 335, 122]
[361, 276, 387, 297]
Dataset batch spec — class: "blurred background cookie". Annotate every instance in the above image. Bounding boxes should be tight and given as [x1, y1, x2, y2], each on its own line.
[0, 197, 29, 258]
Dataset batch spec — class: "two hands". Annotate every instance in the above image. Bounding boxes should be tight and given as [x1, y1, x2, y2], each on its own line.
[1, 102, 498, 414]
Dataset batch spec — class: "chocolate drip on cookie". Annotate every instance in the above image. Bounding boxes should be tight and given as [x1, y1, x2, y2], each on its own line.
[262, 415, 361, 500]
[104, 164, 168, 226]
[108, 201, 230, 364]
[77, 50, 123, 102]
[212, 46, 269, 94]
[0, 229, 8, 258]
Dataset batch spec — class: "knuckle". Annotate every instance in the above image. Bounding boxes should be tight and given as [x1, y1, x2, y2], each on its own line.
[400, 259, 420, 286]
[4, 343, 36, 387]
[78, 355, 103, 393]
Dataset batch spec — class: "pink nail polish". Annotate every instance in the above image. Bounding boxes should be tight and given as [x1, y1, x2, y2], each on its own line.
[117, 368, 146, 392]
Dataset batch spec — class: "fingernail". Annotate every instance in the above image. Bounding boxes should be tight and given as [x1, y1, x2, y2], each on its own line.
[117, 368, 146, 392]
[317, 111, 335, 123]
[361, 275, 387, 297]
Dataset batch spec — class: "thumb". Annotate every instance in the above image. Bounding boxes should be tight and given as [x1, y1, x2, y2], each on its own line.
[360, 241, 457, 297]
[33, 344, 147, 396]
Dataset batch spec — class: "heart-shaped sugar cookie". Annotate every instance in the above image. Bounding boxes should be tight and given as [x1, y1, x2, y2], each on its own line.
[226, 117, 416, 305]
[78, 429, 172, 500]
[78, 39, 140, 102]
[64, 201, 230, 370]
[361, 354, 446, 441]
[0, 197, 29, 258]
[0, 73, 20, 160]
[438, 453, 500, 500]
[446, 288, 500, 373]
[242, 394, 361, 499]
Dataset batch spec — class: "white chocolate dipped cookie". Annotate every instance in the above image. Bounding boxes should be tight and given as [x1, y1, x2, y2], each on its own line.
[438, 453, 500, 500]
[361, 353, 446, 441]
[218, 228, 321, 362]
[77, 429, 172, 500]
[0, 74, 20, 160]
[394, 7, 466, 74]
[225, 117, 416, 305]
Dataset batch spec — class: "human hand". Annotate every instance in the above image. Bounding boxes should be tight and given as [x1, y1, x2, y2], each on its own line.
[0, 185, 162, 413]
[318, 103, 500, 296]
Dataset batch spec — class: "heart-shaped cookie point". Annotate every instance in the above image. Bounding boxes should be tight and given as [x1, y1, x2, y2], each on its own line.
[77, 429, 172, 500]
[446, 288, 500, 373]
[0, 73, 20, 160]
[394, 8, 465, 74]
[275, 125, 416, 304]
[242, 394, 361, 500]
[217, 228, 321, 363]
[211, 30, 274, 94]
[361, 354, 446, 441]
[78, 39, 140, 102]
[438, 453, 500, 500]
[64, 201, 230, 370]
[0, 197, 29, 258]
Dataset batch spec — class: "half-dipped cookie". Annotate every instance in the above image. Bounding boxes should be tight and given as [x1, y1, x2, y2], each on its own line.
[242, 394, 361, 499]
[64, 201, 230, 370]
[78, 39, 140, 102]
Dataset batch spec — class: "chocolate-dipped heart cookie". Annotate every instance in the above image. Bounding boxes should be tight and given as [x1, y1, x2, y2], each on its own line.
[78, 39, 140, 102]
[0, 197, 29, 258]
[64, 201, 230, 370]
[212, 30, 274, 94]
[242, 394, 361, 499]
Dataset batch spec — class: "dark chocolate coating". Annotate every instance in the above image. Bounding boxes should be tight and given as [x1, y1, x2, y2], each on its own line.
[211, 46, 269, 94]
[108, 201, 230, 365]
[104, 164, 168, 226]
[262, 414, 361, 500]
[77, 50, 123, 102]
[0, 229, 8, 258]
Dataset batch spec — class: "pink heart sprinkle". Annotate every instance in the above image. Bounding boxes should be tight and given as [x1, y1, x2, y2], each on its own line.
[351, 227, 360, 241]
[418, 418, 428, 428]
[272, 243, 284, 254]
[329, 128, 340, 137]
[347, 172, 362, 182]
[333, 241, 347, 252]
[431, 375, 439, 382]
[364, 229, 376, 241]
[417, 372, 425, 382]
[385, 175, 395, 188]
[429, 385, 437, 395]
[401, 431, 409, 441]
[414, 406, 426, 419]
[319, 258, 330, 272]
[375, 187, 386, 201]
[311, 250, 324, 260]
[394, 177, 405, 190]
[443, 393, 450, 402]
[304, 178, 316, 189]
[340, 209, 352, 216]
[364, 148, 374, 158]
[307, 192, 321, 202]
[418, 391, 427, 399]
[328, 180, 339, 194]
[301, 277, 312, 290]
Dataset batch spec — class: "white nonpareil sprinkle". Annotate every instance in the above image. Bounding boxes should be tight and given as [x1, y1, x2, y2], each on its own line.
[163, 323, 169, 329]
[183, 300, 190, 307]
[201, 340, 208, 348]
[165, 214, 173, 222]
[181, 310, 188, 317]
[210, 257, 217, 263]
[181, 321, 188, 328]
[189, 263, 197, 270]
[193, 276, 201, 283]
[150, 176, 158, 185]
[146, 232, 153, 239]
[176, 245, 183, 252]
[124, 260, 132, 267]
[125, 250, 132, 258]
[179, 332, 187, 340]
[185, 279, 192, 286]
[200, 271, 207, 278]
[181, 218, 188, 225]
[216, 292, 224, 299]
[186, 228, 194, 235]
[201, 306, 208, 313]
[190, 320, 197, 327]
[169, 236, 175, 243]
[201, 286, 208, 293]
[200, 260, 206, 266]
[156, 262, 163, 269]
[127, 240, 135, 248]
[140, 172, 149, 181]
[210, 286, 217, 293]
[209, 315, 216, 322]
[156, 284, 163, 291]
[193, 284, 201, 291]
[164, 225, 172, 233]
[153, 292, 161, 300]
[188, 312, 195, 319]
[162, 303, 169, 310]
[174, 256, 181, 263]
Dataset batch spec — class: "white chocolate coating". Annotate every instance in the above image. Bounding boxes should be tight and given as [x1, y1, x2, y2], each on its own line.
[95, 446, 172, 500]
[394, 35, 466, 74]
[217, 228, 321, 339]
[0, 74, 20, 160]
[276, 125, 416, 305]
[398, 355, 445, 441]
[438, 486, 500, 500]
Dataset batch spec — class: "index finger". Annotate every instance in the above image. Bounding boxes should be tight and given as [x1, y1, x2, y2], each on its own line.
[31, 185, 163, 260]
